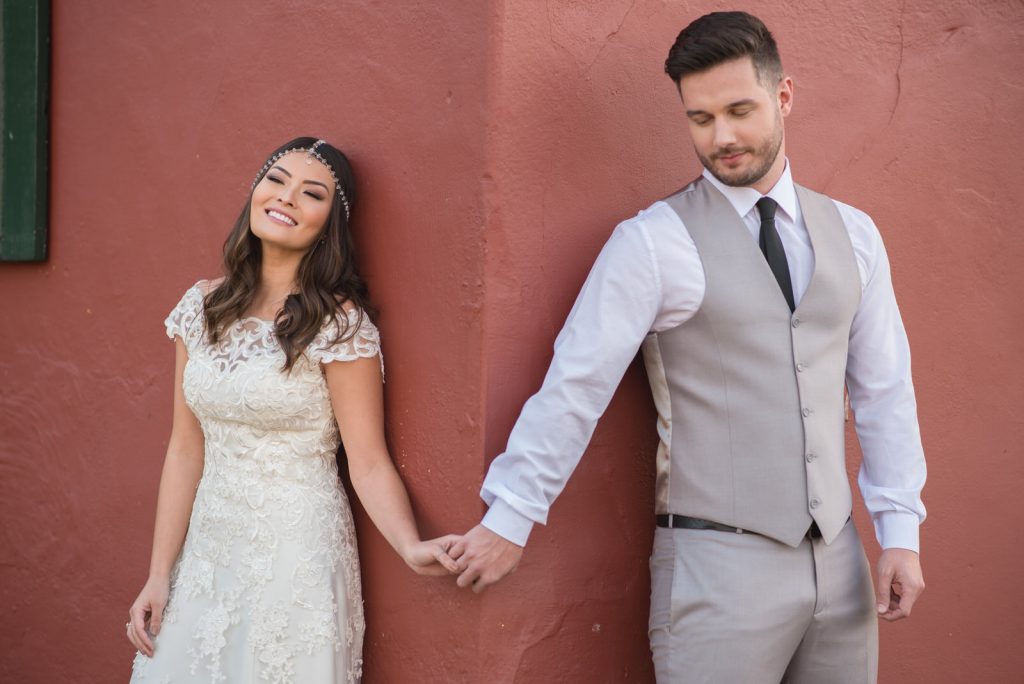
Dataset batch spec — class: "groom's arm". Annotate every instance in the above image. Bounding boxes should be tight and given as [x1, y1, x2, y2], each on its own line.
[840, 204, 927, 620]
[451, 209, 702, 591]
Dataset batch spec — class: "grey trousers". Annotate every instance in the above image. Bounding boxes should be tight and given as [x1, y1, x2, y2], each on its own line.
[649, 519, 878, 683]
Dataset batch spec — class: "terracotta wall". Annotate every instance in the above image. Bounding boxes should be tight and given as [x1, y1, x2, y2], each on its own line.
[1, 1, 1021, 682]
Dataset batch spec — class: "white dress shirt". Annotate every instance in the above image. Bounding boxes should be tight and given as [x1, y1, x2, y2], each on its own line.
[480, 162, 927, 552]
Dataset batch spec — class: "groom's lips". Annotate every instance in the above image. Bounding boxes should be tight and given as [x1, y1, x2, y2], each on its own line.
[716, 151, 747, 164]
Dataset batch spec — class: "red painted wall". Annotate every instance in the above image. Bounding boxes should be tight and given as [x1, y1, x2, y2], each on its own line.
[1, 1, 1022, 682]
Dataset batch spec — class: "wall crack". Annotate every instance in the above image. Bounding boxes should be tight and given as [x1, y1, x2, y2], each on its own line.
[887, 0, 907, 127]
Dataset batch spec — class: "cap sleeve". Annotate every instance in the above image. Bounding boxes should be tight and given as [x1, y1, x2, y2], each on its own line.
[164, 282, 206, 349]
[307, 309, 382, 368]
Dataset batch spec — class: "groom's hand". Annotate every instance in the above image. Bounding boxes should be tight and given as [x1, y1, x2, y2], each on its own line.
[450, 524, 523, 593]
[875, 548, 925, 621]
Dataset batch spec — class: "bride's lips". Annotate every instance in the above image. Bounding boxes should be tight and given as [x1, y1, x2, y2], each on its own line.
[266, 208, 298, 226]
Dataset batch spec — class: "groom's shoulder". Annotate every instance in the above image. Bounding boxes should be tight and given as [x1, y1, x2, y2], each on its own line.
[796, 182, 884, 253]
[796, 181, 877, 227]
[829, 196, 876, 231]
[613, 194, 687, 240]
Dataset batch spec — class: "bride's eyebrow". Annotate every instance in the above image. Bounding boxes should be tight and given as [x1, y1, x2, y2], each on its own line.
[269, 166, 328, 191]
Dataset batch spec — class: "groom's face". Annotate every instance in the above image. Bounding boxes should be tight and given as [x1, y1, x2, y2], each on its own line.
[678, 56, 792, 190]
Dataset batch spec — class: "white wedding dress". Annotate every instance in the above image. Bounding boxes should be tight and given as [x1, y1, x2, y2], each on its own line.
[131, 282, 377, 683]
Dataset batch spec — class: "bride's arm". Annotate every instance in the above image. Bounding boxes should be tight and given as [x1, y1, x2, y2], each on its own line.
[128, 338, 205, 656]
[324, 356, 459, 576]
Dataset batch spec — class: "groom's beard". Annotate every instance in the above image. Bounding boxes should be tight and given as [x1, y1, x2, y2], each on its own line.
[697, 112, 784, 188]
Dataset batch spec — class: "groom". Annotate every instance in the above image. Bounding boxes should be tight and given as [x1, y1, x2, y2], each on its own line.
[450, 11, 926, 682]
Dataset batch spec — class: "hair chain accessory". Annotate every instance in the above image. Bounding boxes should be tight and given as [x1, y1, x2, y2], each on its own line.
[306, 139, 326, 163]
[251, 140, 351, 220]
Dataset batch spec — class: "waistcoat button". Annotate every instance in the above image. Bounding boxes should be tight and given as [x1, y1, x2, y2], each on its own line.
[792, 317, 801, 328]
[806, 453, 815, 463]
[802, 407, 811, 417]
[810, 498, 820, 509]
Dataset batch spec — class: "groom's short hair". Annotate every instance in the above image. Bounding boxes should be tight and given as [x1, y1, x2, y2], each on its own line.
[664, 12, 784, 89]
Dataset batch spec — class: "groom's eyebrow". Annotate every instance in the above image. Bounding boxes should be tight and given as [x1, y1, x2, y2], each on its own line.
[685, 98, 759, 117]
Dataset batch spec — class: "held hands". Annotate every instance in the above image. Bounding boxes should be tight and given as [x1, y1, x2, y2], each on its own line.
[876, 548, 925, 621]
[127, 575, 169, 657]
[449, 524, 524, 593]
[402, 534, 463, 576]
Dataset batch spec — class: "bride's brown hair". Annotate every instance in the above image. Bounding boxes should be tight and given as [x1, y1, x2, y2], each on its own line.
[203, 137, 375, 371]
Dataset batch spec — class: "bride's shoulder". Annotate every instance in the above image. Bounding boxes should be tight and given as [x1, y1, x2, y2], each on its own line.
[335, 300, 377, 336]
[167, 278, 219, 343]
[306, 299, 380, 366]
[175, 277, 223, 301]
[195, 277, 225, 296]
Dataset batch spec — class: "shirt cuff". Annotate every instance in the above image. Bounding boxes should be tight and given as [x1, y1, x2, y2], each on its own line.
[481, 497, 535, 547]
[874, 511, 920, 553]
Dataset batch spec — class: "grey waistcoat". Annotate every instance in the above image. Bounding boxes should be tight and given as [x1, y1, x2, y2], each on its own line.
[653, 177, 861, 547]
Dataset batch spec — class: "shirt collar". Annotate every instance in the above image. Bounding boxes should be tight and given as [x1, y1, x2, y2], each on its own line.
[701, 159, 798, 222]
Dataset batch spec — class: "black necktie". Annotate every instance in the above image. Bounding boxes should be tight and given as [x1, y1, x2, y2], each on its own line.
[756, 197, 796, 312]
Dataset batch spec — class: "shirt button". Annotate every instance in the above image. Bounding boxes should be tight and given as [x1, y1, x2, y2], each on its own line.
[796, 363, 806, 372]
[809, 498, 820, 509]
[792, 317, 801, 328]
[802, 408, 812, 417]
[806, 453, 815, 463]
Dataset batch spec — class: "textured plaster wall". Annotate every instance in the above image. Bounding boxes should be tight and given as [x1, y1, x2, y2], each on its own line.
[0, 1, 1022, 682]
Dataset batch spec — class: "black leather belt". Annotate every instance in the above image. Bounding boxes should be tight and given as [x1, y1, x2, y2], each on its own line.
[656, 514, 748, 534]
[656, 514, 823, 539]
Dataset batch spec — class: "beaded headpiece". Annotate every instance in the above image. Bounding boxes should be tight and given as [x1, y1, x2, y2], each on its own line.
[251, 139, 351, 220]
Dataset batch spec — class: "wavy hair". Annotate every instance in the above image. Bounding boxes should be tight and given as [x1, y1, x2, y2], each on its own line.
[203, 137, 375, 371]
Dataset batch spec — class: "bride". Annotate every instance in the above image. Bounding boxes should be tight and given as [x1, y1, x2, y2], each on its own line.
[126, 137, 459, 683]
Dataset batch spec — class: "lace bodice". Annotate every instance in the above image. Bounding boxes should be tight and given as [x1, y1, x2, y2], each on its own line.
[131, 282, 377, 684]
[167, 282, 381, 460]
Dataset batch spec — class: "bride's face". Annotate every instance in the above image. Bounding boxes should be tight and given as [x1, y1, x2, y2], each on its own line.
[249, 151, 335, 252]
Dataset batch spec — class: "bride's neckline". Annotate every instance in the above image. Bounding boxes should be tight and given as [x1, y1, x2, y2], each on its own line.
[236, 315, 276, 326]
[231, 306, 358, 328]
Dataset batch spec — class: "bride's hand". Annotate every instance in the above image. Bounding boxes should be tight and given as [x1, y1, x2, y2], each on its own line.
[402, 535, 462, 576]
[127, 575, 170, 657]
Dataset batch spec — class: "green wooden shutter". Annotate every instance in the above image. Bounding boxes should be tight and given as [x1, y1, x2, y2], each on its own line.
[1, 0, 49, 262]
